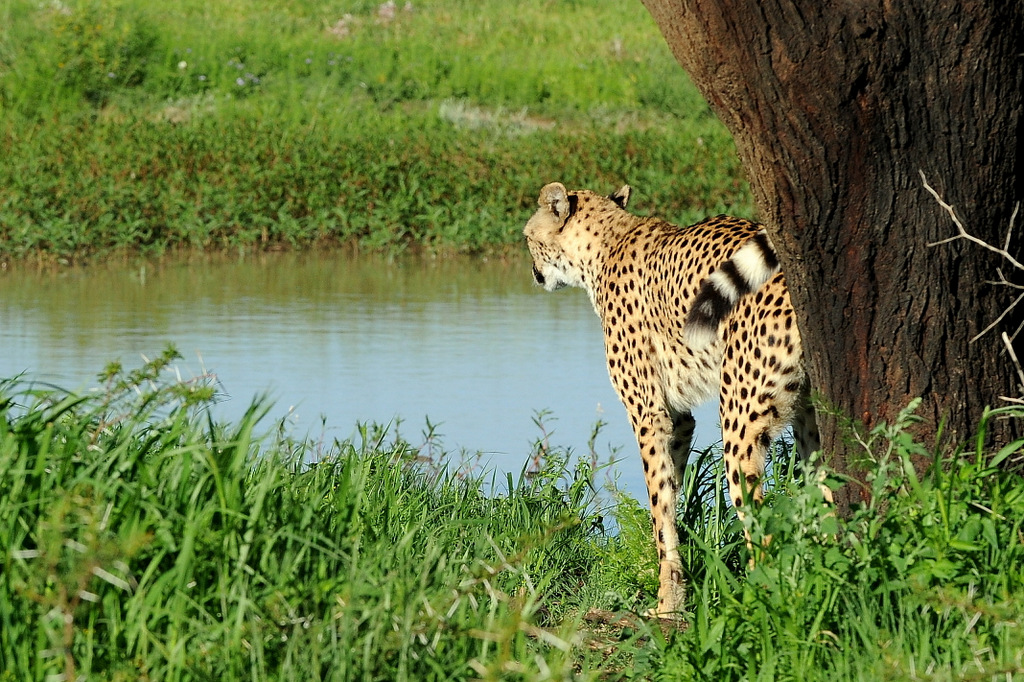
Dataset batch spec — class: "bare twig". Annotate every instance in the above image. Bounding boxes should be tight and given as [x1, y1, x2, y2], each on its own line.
[973, 290, 1024, 343]
[921, 170, 1024, 344]
[922, 171, 1024, 404]
[922, 171, 1022, 272]
[1002, 332, 1024, 405]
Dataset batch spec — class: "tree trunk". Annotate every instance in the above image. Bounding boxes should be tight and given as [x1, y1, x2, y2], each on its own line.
[640, 0, 1024, 503]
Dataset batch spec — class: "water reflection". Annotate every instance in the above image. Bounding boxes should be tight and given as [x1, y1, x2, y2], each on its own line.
[0, 252, 720, 499]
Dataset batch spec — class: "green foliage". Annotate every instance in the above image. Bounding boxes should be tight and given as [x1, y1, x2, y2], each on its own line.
[2, 355, 1024, 679]
[657, 402, 1024, 681]
[0, 0, 752, 263]
[1, 0, 157, 110]
[0, 351, 607, 680]
[0, 111, 745, 260]
[50, 0, 157, 104]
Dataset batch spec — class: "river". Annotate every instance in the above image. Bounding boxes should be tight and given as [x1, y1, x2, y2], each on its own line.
[0, 252, 721, 499]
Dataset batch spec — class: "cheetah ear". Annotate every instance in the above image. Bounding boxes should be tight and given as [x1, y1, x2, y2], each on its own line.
[538, 182, 572, 224]
[609, 184, 631, 209]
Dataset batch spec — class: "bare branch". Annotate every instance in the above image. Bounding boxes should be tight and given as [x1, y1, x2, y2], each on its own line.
[1002, 332, 1024, 403]
[921, 170, 1023, 272]
[992, 269, 1024, 292]
[971, 292, 1024, 343]
[922, 171, 1024, 403]
[1005, 202, 1019, 253]
[922, 170, 1024, 347]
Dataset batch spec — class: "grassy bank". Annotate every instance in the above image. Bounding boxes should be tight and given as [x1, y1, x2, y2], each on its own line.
[0, 0, 750, 263]
[3, 351, 1024, 680]
[1, 349, 610, 680]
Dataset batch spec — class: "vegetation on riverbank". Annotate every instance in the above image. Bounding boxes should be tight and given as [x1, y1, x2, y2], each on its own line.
[0, 0, 750, 263]
[2, 350, 1023, 680]
[4, 1, 1024, 678]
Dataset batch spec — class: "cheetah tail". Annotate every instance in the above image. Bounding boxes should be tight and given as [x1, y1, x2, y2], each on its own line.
[684, 229, 780, 348]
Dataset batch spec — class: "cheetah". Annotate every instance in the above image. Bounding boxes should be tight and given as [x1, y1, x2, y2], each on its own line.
[523, 182, 819, 618]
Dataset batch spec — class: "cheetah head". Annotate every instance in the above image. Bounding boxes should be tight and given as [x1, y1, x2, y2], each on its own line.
[523, 181, 631, 291]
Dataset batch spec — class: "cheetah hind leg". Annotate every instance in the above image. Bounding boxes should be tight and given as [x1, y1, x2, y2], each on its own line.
[643, 410, 694, 622]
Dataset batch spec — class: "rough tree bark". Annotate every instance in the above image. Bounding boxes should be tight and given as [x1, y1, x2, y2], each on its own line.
[640, 0, 1024, 503]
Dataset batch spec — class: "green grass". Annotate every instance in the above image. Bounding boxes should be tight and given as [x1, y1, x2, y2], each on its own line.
[3, 351, 1024, 680]
[662, 403, 1024, 680]
[1, 348, 607, 680]
[0, 0, 750, 263]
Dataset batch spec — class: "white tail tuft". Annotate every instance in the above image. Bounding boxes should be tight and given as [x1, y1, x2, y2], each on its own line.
[684, 229, 780, 348]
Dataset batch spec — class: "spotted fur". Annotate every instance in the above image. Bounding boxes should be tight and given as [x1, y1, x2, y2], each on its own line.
[523, 182, 819, 619]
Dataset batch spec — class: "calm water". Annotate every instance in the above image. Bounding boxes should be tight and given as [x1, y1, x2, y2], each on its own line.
[0, 252, 720, 499]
